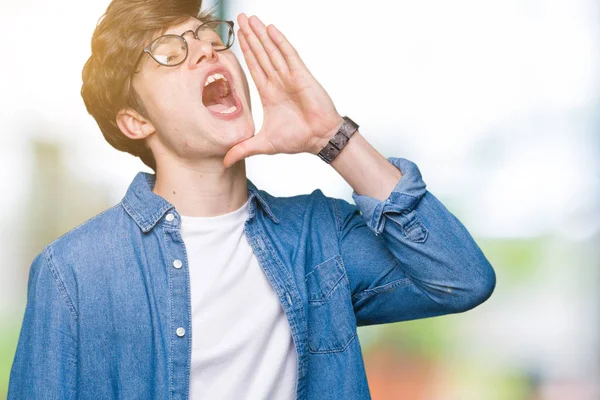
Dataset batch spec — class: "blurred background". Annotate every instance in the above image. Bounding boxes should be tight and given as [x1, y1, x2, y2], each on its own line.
[1, 0, 599, 398]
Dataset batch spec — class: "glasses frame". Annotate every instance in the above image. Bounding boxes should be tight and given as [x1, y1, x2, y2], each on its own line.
[136, 20, 235, 68]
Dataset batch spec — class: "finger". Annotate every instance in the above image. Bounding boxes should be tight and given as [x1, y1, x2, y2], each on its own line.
[237, 28, 267, 88]
[223, 134, 277, 168]
[247, 15, 289, 76]
[267, 24, 307, 72]
[237, 13, 278, 79]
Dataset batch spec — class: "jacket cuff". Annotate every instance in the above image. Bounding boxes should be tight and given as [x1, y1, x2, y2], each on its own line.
[351, 157, 427, 235]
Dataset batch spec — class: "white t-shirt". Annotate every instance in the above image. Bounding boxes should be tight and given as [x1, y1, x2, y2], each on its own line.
[180, 197, 297, 399]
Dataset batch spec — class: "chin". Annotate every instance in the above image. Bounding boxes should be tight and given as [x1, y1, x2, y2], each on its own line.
[234, 116, 256, 142]
[208, 115, 254, 148]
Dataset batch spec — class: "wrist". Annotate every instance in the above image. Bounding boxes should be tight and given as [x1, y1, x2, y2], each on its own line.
[312, 116, 344, 155]
[315, 116, 360, 164]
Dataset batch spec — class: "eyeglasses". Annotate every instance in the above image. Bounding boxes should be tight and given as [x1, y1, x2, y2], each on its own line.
[137, 20, 235, 68]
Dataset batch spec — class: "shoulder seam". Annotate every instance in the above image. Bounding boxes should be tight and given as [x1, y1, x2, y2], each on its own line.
[45, 203, 122, 248]
[331, 197, 343, 235]
[41, 247, 79, 321]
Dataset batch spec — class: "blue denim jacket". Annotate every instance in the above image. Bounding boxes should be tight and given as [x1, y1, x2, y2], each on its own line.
[8, 157, 495, 400]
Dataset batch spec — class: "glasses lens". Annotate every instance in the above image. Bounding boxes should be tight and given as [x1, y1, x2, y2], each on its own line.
[197, 21, 234, 50]
[150, 36, 187, 66]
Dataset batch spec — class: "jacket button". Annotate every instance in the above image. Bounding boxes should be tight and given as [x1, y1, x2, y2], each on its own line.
[173, 260, 182, 269]
[176, 327, 185, 337]
[165, 213, 175, 222]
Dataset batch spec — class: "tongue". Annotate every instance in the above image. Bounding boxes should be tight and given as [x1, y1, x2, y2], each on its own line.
[203, 79, 236, 113]
[206, 103, 233, 113]
[206, 92, 236, 113]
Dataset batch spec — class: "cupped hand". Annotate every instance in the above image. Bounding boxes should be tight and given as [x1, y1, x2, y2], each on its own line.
[223, 13, 343, 168]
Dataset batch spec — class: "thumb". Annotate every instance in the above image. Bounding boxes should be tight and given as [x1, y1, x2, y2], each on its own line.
[223, 133, 276, 168]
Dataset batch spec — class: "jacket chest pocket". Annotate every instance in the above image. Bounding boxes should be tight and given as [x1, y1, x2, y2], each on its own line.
[305, 254, 357, 354]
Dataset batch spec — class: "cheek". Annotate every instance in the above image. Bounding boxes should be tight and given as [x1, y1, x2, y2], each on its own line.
[227, 56, 252, 106]
[240, 72, 251, 108]
[147, 82, 197, 120]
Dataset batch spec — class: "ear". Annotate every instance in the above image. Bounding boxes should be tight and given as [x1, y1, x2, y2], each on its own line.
[116, 108, 156, 141]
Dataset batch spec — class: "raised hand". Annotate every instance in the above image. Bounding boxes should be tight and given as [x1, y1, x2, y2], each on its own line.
[223, 13, 343, 168]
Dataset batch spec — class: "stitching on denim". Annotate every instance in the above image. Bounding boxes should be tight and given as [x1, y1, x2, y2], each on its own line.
[161, 226, 176, 398]
[306, 254, 356, 353]
[43, 248, 79, 321]
[250, 223, 307, 380]
[304, 254, 338, 283]
[255, 233, 285, 296]
[403, 210, 422, 229]
[259, 230, 304, 334]
[388, 211, 429, 243]
[351, 276, 413, 301]
[307, 270, 345, 303]
[331, 198, 343, 235]
[257, 227, 307, 346]
[331, 198, 354, 293]
[170, 224, 193, 398]
[258, 223, 295, 292]
[308, 332, 357, 354]
[336, 253, 352, 292]
[151, 204, 176, 230]
[392, 192, 419, 203]
[43, 248, 79, 370]
[121, 198, 146, 229]
[371, 202, 384, 233]
[399, 213, 428, 243]
[404, 225, 428, 243]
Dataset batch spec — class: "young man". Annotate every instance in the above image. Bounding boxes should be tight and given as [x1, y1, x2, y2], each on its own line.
[8, 0, 496, 399]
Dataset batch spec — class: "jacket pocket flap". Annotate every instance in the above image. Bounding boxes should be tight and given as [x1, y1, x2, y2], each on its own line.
[305, 254, 345, 303]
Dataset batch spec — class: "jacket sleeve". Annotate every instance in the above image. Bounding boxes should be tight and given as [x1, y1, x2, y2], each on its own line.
[333, 156, 496, 327]
[8, 249, 78, 399]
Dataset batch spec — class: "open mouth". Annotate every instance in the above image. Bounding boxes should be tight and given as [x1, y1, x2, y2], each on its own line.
[201, 72, 240, 116]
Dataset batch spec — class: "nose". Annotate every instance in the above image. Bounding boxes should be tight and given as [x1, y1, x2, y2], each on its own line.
[183, 31, 218, 68]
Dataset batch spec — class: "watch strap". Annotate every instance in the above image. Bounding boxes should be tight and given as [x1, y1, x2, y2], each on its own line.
[317, 116, 359, 164]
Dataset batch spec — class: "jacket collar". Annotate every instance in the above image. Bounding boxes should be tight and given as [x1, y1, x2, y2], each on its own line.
[121, 172, 280, 233]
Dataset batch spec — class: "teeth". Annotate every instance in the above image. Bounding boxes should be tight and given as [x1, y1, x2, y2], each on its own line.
[219, 105, 238, 114]
[204, 72, 228, 87]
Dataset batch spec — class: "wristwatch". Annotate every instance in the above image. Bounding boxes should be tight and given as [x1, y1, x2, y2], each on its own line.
[316, 116, 359, 164]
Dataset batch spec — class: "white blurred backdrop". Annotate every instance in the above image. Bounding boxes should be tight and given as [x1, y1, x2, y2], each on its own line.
[1, 0, 599, 398]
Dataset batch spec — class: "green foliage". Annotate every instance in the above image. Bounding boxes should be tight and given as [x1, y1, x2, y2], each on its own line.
[359, 314, 455, 361]
[446, 359, 537, 400]
[0, 322, 20, 399]
[477, 237, 547, 284]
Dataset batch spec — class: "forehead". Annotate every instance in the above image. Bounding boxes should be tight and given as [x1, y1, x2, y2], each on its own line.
[162, 16, 203, 36]
[135, 16, 208, 71]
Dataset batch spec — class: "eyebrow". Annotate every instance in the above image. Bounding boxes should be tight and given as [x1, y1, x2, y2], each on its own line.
[176, 23, 202, 37]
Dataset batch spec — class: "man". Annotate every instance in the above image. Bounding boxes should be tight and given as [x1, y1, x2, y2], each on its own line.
[8, 0, 496, 399]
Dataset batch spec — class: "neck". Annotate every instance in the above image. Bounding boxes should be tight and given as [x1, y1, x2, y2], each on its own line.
[152, 157, 249, 218]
